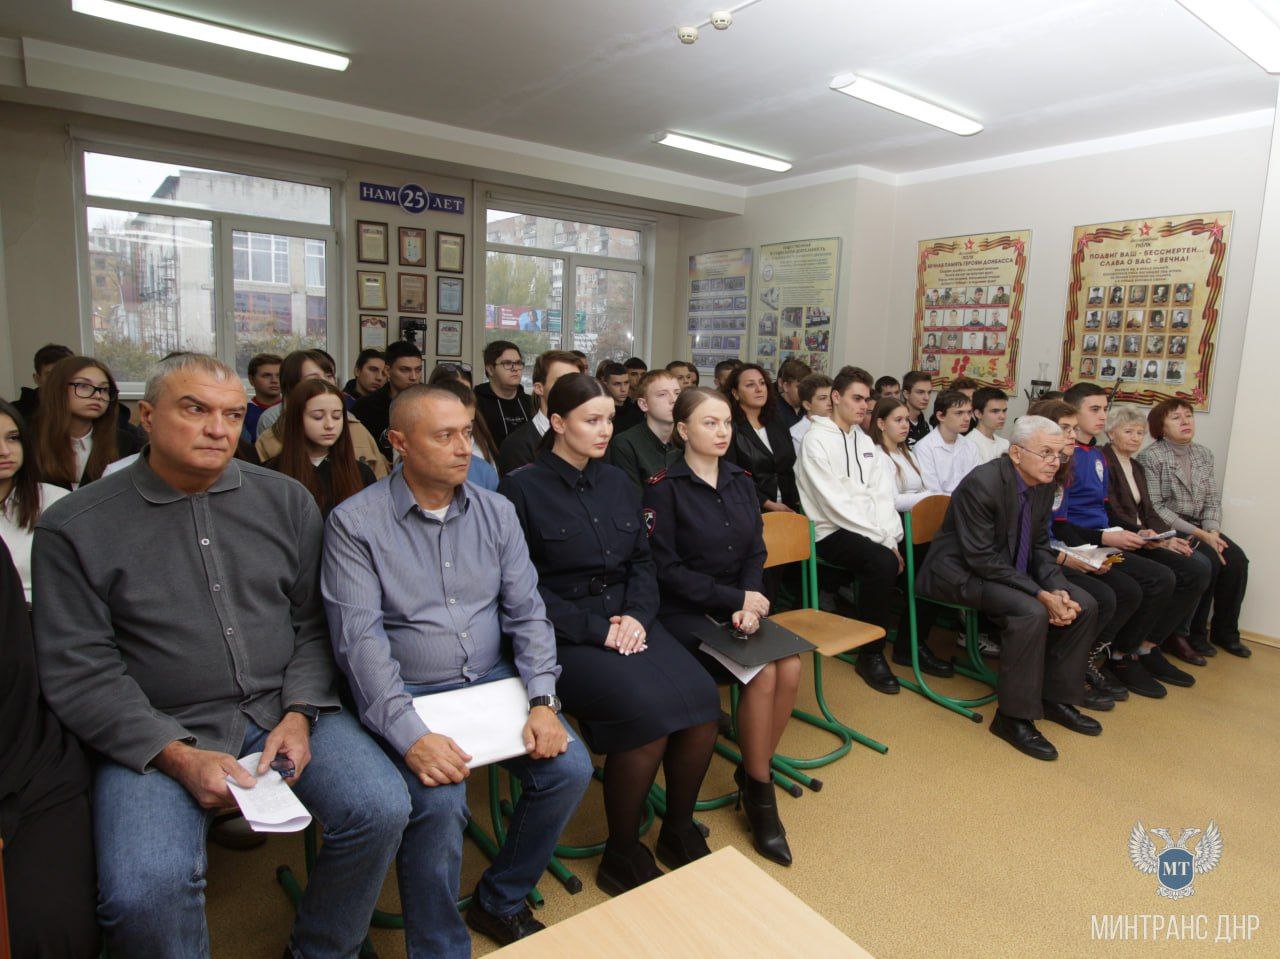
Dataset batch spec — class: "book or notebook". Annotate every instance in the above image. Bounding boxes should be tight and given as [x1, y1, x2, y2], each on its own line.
[227, 753, 312, 833]
[693, 616, 816, 668]
[1052, 541, 1123, 570]
[412, 676, 558, 769]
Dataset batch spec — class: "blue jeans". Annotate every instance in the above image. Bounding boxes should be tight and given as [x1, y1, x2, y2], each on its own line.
[396, 660, 592, 959]
[94, 709, 410, 959]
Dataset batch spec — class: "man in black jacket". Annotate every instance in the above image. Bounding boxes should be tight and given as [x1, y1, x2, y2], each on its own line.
[475, 341, 534, 447]
[496, 350, 585, 476]
[352, 341, 423, 460]
[917, 415, 1101, 761]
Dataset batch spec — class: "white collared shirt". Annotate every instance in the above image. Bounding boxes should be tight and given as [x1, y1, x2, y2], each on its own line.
[913, 427, 982, 494]
[533, 411, 549, 436]
[71, 432, 94, 490]
[963, 428, 1010, 465]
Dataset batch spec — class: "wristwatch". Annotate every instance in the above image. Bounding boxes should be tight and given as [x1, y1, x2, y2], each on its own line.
[285, 703, 320, 729]
[529, 695, 562, 714]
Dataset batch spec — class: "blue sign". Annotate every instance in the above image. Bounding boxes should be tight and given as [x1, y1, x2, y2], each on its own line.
[358, 181, 466, 216]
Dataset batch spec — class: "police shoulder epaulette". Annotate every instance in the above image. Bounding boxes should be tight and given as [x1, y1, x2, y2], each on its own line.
[646, 468, 668, 485]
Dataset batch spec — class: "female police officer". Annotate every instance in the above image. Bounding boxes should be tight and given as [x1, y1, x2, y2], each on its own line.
[499, 373, 720, 896]
[643, 388, 800, 866]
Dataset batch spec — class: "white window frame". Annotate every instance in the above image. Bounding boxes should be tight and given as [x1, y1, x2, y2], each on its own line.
[476, 189, 655, 369]
[73, 139, 343, 395]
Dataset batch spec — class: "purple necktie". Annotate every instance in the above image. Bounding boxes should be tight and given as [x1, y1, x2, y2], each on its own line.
[1015, 489, 1032, 573]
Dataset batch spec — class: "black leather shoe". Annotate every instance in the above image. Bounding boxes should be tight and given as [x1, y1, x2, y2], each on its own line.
[892, 643, 955, 678]
[1087, 665, 1128, 701]
[596, 843, 663, 897]
[734, 767, 793, 866]
[1213, 635, 1252, 658]
[1189, 634, 1216, 657]
[1165, 634, 1207, 667]
[989, 711, 1057, 760]
[1108, 656, 1167, 699]
[854, 650, 900, 694]
[654, 820, 711, 871]
[1142, 648, 1195, 687]
[1041, 700, 1103, 735]
[1081, 686, 1116, 712]
[465, 897, 545, 947]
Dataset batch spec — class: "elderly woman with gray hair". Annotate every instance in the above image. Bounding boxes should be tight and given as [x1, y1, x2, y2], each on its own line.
[1103, 405, 1213, 666]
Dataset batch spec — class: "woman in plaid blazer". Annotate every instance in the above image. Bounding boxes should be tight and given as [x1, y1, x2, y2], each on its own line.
[1136, 399, 1250, 658]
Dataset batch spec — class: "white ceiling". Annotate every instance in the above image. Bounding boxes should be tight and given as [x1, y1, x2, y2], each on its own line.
[0, 0, 1276, 186]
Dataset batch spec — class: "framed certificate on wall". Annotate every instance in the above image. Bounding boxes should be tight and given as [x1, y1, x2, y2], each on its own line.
[436, 232, 465, 273]
[437, 276, 463, 315]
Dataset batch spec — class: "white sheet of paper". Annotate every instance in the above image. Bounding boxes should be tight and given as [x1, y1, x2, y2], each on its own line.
[227, 753, 312, 833]
[698, 642, 767, 685]
[412, 677, 535, 769]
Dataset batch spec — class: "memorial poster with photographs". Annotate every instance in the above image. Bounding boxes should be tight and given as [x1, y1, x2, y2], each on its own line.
[752, 237, 840, 376]
[912, 230, 1029, 391]
[1059, 212, 1231, 411]
[687, 249, 752, 379]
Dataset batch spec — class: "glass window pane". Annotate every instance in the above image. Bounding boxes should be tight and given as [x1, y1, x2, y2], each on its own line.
[84, 152, 332, 224]
[484, 251, 564, 388]
[486, 209, 640, 259]
[87, 207, 214, 383]
[574, 267, 638, 373]
[232, 231, 327, 375]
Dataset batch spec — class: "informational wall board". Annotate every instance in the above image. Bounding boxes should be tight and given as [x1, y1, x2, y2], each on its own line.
[687, 249, 752, 379]
[751, 238, 840, 376]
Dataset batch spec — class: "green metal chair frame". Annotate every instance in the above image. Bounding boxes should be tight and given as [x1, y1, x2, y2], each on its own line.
[896, 495, 998, 722]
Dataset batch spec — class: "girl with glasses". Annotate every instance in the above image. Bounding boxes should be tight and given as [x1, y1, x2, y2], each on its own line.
[32, 356, 140, 490]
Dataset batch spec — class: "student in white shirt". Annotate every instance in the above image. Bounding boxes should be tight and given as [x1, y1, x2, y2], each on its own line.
[796, 367, 903, 694]
[0, 401, 68, 605]
[965, 387, 1011, 464]
[789, 373, 832, 455]
[913, 390, 982, 494]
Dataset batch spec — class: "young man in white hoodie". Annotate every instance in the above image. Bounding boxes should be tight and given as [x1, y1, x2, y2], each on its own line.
[796, 366, 904, 694]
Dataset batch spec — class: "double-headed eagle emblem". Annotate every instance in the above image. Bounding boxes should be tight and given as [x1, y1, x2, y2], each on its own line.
[1129, 820, 1222, 899]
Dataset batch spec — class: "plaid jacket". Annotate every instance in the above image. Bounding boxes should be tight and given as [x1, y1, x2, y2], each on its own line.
[1134, 439, 1221, 531]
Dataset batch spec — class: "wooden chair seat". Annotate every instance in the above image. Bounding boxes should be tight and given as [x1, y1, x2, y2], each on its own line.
[770, 609, 885, 657]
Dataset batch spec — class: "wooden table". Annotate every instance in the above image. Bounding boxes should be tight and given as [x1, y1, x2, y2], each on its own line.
[492, 847, 874, 957]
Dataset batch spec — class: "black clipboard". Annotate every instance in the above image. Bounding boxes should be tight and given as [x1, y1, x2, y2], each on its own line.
[692, 616, 816, 667]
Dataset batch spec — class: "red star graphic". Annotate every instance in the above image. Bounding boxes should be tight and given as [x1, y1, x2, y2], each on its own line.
[1139, 222, 1151, 237]
[965, 238, 975, 250]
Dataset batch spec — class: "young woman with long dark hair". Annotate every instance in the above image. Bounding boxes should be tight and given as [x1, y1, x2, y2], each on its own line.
[32, 356, 140, 490]
[0, 400, 70, 605]
[721, 363, 798, 511]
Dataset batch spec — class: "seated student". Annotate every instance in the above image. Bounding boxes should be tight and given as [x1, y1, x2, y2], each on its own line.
[1103, 405, 1212, 667]
[0, 401, 69, 606]
[263, 379, 376, 517]
[12, 343, 74, 422]
[965, 387, 1011, 464]
[342, 348, 387, 400]
[644, 386, 800, 866]
[713, 358, 742, 391]
[790, 373, 833, 454]
[242, 352, 283, 441]
[1138, 398, 1251, 659]
[429, 376, 502, 491]
[352, 341, 425, 460]
[496, 350, 586, 476]
[33, 353, 408, 959]
[723, 364, 799, 512]
[258, 349, 327, 439]
[666, 359, 699, 389]
[607, 369, 682, 488]
[796, 366, 904, 694]
[901, 370, 934, 448]
[32, 356, 141, 491]
[868, 396, 954, 679]
[499, 374, 720, 896]
[913, 390, 982, 494]
[917, 416, 1101, 760]
[928, 376, 978, 429]
[476, 341, 535, 446]
[774, 358, 812, 429]
[599, 361, 644, 433]
[323, 384, 591, 956]
[624, 356, 648, 393]
[873, 375, 901, 400]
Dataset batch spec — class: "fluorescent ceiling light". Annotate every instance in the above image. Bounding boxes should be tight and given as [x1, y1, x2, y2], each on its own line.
[70, 0, 350, 71]
[829, 74, 982, 136]
[654, 132, 792, 172]
[1177, 0, 1280, 72]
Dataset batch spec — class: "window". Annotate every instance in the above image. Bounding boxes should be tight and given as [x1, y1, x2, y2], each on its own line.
[78, 147, 338, 386]
[483, 204, 647, 379]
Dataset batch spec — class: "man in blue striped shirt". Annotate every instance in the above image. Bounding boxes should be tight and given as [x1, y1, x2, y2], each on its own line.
[322, 384, 591, 957]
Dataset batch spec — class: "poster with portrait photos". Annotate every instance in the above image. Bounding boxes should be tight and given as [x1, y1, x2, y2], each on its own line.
[687, 249, 751, 379]
[1059, 212, 1231, 411]
[751, 237, 841, 376]
[912, 230, 1029, 391]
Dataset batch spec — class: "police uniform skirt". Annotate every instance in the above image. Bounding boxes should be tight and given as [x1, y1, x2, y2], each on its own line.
[556, 618, 720, 754]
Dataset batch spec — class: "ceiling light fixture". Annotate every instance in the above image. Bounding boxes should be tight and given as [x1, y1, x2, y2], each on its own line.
[829, 74, 982, 136]
[653, 132, 791, 172]
[1177, 0, 1280, 72]
[70, 0, 350, 71]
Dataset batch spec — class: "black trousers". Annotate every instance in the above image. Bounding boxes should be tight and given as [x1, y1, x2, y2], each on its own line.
[4, 793, 100, 959]
[815, 528, 899, 654]
[1103, 552, 1175, 653]
[1064, 567, 1139, 656]
[1141, 547, 1213, 643]
[972, 580, 1099, 719]
[1190, 535, 1249, 644]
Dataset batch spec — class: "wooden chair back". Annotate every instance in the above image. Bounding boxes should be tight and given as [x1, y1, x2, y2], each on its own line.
[909, 495, 951, 545]
[762, 512, 812, 569]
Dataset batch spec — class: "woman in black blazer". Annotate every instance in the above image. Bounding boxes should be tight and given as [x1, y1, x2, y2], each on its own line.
[31, 356, 141, 491]
[721, 364, 798, 511]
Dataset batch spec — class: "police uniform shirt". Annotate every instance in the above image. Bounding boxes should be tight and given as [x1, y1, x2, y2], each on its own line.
[606, 421, 681, 490]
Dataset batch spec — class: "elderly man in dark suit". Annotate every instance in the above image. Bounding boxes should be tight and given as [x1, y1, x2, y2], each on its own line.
[917, 415, 1102, 760]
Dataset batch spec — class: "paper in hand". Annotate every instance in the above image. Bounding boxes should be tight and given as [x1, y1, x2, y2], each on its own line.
[227, 753, 312, 833]
[698, 642, 767, 685]
[412, 676, 573, 769]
